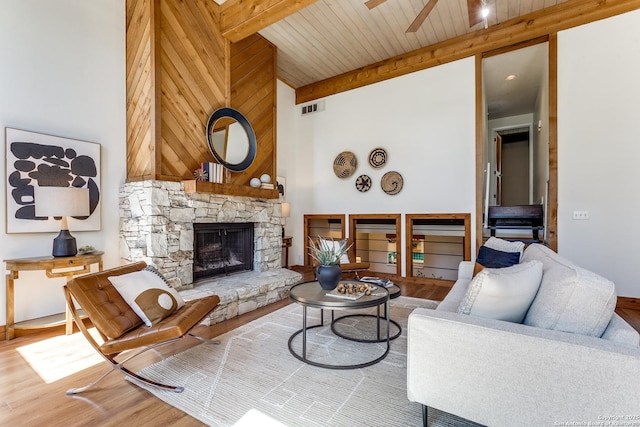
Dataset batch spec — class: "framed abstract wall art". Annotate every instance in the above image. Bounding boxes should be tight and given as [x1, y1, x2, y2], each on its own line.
[5, 127, 101, 233]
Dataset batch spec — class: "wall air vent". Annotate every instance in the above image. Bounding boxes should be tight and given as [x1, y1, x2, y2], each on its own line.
[300, 100, 325, 116]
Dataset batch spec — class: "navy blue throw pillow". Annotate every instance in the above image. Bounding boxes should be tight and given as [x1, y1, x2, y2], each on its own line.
[476, 245, 520, 268]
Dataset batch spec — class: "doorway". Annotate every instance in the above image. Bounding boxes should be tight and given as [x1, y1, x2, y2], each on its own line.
[477, 37, 557, 249]
[496, 127, 531, 206]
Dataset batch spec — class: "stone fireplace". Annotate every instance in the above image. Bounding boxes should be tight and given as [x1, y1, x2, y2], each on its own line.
[118, 180, 285, 290]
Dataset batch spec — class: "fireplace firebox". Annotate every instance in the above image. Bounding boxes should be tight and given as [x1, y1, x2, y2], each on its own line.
[193, 223, 254, 280]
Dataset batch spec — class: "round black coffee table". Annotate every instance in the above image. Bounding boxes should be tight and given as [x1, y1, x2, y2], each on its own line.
[331, 284, 402, 342]
[288, 280, 390, 369]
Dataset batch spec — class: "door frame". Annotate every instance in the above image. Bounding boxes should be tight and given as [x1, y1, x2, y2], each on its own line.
[475, 36, 557, 251]
[494, 124, 534, 205]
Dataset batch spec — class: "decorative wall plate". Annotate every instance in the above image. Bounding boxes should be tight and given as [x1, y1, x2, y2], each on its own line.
[368, 148, 387, 168]
[381, 171, 403, 195]
[333, 151, 357, 178]
[355, 174, 372, 192]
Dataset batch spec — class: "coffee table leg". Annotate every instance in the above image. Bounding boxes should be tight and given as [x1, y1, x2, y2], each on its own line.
[376, 304, 381, 341]
[386, 300, 390, 342]
[303, 305, 307, 360]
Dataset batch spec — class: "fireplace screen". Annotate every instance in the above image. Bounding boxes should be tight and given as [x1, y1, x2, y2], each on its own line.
[193, 223, 254, 280]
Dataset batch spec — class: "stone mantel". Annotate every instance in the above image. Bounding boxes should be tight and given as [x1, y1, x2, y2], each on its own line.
[119, 180, 286, 289]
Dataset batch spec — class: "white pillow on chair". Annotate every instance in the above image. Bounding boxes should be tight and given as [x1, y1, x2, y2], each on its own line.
[109, 267, 185, 327]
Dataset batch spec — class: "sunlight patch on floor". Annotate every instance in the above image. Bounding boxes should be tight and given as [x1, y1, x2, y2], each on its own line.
[16, 329, 103, 384]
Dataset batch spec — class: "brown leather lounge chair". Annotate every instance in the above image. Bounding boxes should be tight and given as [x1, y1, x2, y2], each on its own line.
[63, 261, 220, 394]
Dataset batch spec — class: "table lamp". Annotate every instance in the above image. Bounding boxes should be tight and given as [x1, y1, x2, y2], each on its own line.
[281, 202, 290, 238]
[34, 186, 90, 257]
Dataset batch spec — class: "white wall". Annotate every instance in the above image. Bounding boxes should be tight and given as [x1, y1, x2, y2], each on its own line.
[0, 1, 126, 324]
[558, 9, 640, 297]
[282, 58, 477, 273]
[276, 80, 299, 267]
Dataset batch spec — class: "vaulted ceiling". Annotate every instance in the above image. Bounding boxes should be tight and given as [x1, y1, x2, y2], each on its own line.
[257, 0, 566, 89]
[218, 0, 640, 109]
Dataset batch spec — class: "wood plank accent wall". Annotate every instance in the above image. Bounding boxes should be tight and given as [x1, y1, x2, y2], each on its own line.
[157, 0, 227, 181]
[126, 0, 155, 180]
[229, 34, 277, 187]
[126, 0, 278, 191]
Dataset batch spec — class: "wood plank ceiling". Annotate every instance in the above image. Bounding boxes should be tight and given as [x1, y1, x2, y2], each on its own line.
[258, 0, 568, 90]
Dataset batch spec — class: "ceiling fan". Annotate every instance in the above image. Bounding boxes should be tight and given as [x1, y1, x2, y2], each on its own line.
[365, 0, 487, 33]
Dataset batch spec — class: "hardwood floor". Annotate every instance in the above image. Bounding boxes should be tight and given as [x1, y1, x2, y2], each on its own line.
[1, 268, 638, 426]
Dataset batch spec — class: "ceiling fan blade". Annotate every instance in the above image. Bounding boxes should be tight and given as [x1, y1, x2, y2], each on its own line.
[406, 0, 439, 33]
[467, 0, 483, 27]
[365, 0, 388, 9]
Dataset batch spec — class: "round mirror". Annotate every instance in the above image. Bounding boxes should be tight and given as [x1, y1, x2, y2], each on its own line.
[206, 107, 256, 172]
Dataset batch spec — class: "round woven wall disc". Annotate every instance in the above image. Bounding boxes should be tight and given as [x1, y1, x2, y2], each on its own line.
[355, 174, 372, 192]
[368, 148, 387, 168]
[333, 151, 357, 178]
[381, 171, 403, 195]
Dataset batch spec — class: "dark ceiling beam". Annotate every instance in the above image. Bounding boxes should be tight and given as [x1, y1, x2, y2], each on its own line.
[221, 0, 318, 42]
[296, 0, 640, 104]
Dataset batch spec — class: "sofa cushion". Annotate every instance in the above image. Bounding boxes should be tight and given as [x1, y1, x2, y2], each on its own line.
[522, 244, 616, 337]
[483, 236, 525, 261]
[436, 278, 471, 312]
[457, 260, 543, 323]
[601, 313, 640, 346]
[476, 245, 521, 268]
[109, 267, 185, 327]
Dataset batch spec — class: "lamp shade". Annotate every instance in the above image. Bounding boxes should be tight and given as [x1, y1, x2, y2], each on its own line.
[34, 186, 90, 218]
[281, 202, 291, 218]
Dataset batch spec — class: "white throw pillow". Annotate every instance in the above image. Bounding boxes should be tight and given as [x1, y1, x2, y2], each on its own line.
[457, 260, 543, 323]
[483, 236, 525, 262]
[320, 238, 351, 264]
[522, 243, 617, 337]
[109, 268, 185, 327]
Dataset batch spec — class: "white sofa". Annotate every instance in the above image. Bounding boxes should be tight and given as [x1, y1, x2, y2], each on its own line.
[407, 243, 640, 427]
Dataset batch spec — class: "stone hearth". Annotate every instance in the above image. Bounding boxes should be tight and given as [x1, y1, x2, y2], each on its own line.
[179, 269, 301, 325]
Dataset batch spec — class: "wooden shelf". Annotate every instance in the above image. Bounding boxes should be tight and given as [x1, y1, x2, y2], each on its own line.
[183, 180, 279, 199]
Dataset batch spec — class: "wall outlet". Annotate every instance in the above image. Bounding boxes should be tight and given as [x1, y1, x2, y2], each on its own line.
[572, 210, 589, 220]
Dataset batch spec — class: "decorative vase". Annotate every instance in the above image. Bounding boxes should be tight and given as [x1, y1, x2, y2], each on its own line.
[316, 265, 342, 290]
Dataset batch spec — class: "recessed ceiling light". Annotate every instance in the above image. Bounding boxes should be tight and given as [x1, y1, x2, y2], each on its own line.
[505, 74, 517, 81]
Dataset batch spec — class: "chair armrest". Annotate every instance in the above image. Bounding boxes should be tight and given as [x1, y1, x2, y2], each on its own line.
[457, 261, 475, 280]
[407, 308, 640, 426]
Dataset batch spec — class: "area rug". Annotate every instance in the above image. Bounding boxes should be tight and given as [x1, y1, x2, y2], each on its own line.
[132, 296, 478, 426]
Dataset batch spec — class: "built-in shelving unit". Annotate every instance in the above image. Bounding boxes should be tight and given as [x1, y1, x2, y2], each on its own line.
[303, 214, 346, 266]
[405, 214, 471, 282]
[349, 214, 402, 276]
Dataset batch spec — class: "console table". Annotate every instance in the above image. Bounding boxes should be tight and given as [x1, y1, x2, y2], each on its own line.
[282, 236, 292, 268]
[4, 252, 103, 340]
